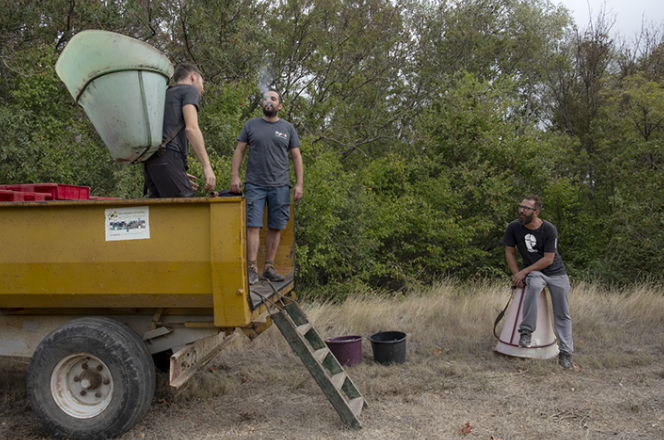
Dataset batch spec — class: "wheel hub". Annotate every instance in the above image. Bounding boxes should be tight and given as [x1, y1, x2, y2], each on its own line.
[51, 353, 114, 418]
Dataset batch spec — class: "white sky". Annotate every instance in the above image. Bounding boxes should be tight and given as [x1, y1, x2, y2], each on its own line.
[555, 0, 664, 37]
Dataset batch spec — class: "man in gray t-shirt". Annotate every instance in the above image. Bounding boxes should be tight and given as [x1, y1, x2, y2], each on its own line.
[230, 89, 303, 285]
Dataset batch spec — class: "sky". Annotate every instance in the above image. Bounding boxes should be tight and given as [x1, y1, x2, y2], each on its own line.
[555, 0, 664, 37]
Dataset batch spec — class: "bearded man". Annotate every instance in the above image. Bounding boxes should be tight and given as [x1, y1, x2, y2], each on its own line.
[230, 88, 304, 285]
[503, 194, 574, 368]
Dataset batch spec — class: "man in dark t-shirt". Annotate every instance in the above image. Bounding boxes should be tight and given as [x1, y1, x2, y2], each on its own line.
[230, 88, 303, 285]
[503, 194, 574, 368]
[144, 63, 216, 198]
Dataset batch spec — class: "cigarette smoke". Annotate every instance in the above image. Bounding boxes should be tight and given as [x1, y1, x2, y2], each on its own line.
[258, 60, 276, 95]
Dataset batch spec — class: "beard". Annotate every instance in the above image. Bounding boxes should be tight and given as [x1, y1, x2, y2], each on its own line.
[263, 105, 278, 117]
[518, 212, 534, 225]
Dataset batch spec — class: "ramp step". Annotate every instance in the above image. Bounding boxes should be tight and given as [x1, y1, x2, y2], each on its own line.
[330, 372, 346, 390]
[349, 397, 365, 416]
[269, 301, 366, 430]
[296, 323, 312, 335]
[313, 347, 329, 363]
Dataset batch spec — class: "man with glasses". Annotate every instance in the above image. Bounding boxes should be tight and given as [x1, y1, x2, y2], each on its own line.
[503, 195, 574, 369]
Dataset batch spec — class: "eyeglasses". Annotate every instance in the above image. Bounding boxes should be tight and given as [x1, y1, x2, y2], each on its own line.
[518, 205, 536, 211]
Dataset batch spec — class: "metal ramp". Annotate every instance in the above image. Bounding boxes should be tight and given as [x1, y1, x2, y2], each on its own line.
[261, 292, 368, 429]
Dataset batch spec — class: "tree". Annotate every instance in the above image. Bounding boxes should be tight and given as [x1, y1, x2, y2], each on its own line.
[590, 73, 664, 282]
[263, 0, 413, 163]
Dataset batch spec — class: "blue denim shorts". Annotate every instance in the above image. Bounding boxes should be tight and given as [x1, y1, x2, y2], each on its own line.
[245, 183, 291, 229]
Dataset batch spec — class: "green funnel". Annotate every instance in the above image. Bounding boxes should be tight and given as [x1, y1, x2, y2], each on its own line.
[56, 30, 174, 163]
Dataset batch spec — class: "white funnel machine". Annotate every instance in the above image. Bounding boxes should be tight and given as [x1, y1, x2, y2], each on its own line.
[494, 287, 559, 359]
[56, 30, 174, 163]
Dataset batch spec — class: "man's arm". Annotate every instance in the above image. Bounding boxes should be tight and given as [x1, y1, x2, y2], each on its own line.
[506, 246, 555, 287]
[183, 105, 216, 192]
[290, 147, 303, 201]
[505, 246, 520, 277]
[230, 141, 248, 194]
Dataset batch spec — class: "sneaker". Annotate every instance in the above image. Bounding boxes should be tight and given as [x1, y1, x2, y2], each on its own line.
[262, 265, 284, 282]
[518, 331, 532, 348]
[558, 353, 572, 369]
[248, 266, 258, 285]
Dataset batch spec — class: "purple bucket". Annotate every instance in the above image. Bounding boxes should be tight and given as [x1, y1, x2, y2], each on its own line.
[324, 335, 363, 367]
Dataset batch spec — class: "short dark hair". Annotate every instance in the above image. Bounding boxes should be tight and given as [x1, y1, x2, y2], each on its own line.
[524, 194, 542, 210]
[265, 87, 282, 104]
[173, 63, 202, 83]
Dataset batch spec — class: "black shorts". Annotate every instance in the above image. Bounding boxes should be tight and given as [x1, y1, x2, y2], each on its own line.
[144, 151, 194, 198]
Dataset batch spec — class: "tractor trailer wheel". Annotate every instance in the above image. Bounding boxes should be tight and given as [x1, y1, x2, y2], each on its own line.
[73, 316, 156, 425]
[27, 318, 155, 439]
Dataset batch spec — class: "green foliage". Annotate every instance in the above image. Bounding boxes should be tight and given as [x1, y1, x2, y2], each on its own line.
[295, 146, 380, 286]
[2, 0, 664, 297]
[198, 80, 257, 159]
[263, 0, 412, 161]
[586, 73, 664, 283]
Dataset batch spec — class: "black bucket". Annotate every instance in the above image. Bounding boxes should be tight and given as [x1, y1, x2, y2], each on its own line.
[368, 331, 407, 365]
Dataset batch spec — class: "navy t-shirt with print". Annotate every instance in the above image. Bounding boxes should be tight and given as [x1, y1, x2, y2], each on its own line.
[238, 117, 301, 187]
[502, 220, 567, 276]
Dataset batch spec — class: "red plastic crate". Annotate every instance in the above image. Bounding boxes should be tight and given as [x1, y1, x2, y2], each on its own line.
[21, 191, 52, 201]
[0, 183, 90, 200]
[0, 190, 25, 201]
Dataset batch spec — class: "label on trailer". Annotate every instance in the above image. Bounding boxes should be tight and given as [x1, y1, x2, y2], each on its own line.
[105, 206, 150, 241]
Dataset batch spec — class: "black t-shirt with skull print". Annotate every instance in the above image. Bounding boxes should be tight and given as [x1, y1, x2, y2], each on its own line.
[502, 220, 567, 276]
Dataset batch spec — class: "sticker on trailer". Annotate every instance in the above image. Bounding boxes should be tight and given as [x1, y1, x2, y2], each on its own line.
[105, 207, 150, 241]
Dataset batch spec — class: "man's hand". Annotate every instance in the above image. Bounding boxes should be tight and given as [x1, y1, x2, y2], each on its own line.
[230, 141, 248, 194]
[187, 173, 199, 190]
[292, 183, 303, 201]
[230, 176, 242, 194]
[203, 165, 216, 192]
[182, 104, 216, 192]
[512, 270, 527, 288]
[290, 148, 303, 202]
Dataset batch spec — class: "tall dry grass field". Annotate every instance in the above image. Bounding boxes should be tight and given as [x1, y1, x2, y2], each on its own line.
[2, 281, 664, 439]
[258, 280, 664, 371]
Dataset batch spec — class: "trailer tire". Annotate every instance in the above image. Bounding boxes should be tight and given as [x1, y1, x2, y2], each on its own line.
[73, 316, 156, 426]
[27, 318, 154, 440]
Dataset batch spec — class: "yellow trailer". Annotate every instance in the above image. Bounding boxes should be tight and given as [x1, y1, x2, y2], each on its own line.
[0, 196, 367, 439]
[0, 196, 293, 436]
[7, 30, 366, 439]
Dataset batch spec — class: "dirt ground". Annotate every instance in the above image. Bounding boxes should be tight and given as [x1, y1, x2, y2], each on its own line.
[2, 285, 664, 440]
[1, 340, 663, 440]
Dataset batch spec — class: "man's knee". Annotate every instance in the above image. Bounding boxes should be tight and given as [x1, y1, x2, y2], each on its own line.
[266, 228, 282, 245]
[526, 272, 546, 292]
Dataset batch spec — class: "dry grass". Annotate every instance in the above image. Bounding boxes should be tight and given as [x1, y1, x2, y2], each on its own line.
[3, 281, 664, 439]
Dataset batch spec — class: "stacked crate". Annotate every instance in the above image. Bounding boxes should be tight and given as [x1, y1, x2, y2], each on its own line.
[0, 183, 91, 202]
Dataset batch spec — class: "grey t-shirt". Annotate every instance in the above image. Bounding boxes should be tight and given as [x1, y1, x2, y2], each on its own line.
[163, 83, 200, 158]
[502, 220, 567, 276]
[238, 117, 301, 187]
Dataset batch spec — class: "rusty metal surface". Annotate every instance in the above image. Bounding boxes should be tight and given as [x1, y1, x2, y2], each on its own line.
[0, 315, 74, 358]
[170, 332, 238, 388]
[0, 314, 228, 359]
[240, 313, 273, 342]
